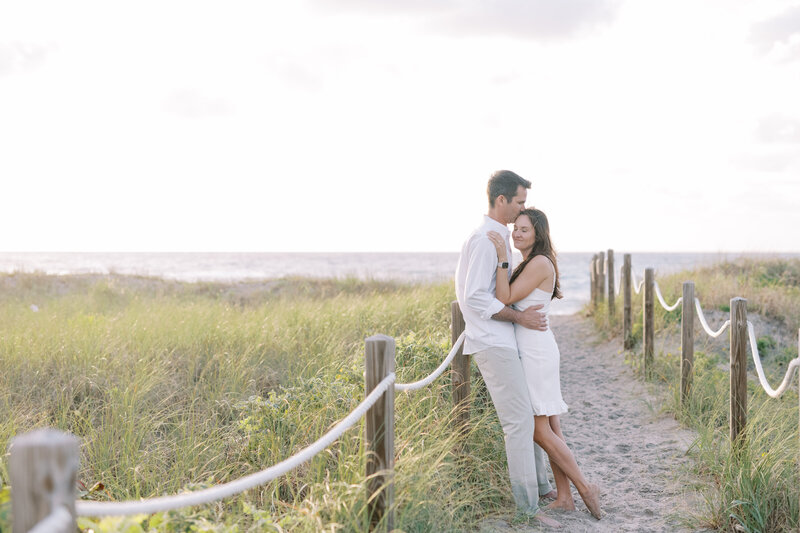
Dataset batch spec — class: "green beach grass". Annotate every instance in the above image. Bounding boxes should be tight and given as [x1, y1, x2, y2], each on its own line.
[593, 257, 800, 532]
[0, 273, 514, 532]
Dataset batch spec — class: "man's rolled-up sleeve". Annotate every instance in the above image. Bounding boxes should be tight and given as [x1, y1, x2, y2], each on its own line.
[463, 237, 505, 320]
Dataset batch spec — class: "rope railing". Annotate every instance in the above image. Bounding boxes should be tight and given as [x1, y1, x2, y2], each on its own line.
[694, 297, 730, 338]
[628, 269, 723, 332]
[28, 505, 73, 533]
[395, 333, 465, 392]
[77, 334, 467, 517]
[591, 250, 800, 447]
[629, 267, 643, 294]
[11, 325, 470, 530]
[653, 282, 682, 311]
[642, 275, 729, 337]
[78, 373, 397, 516]
[747, 322, 800, 399]
[589, 250, 800, 522]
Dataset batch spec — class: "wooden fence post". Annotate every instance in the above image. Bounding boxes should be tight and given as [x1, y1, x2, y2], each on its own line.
[680, 282, 695, 407]
[730, 298, 748, 444]
[9, 428, 79, 533]
[607, 249, 615, 320]
[589, 254, 597, 311]
[643, 268, 654, 380]
[623, 254, 633, 349]
[451, 301, 470, 435]
[606, 248, 617, 323]
[597, 251, 606, 303]
[365, 335, 395, 531]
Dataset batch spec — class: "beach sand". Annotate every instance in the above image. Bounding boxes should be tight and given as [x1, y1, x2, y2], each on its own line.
[479, 314, 710, 532]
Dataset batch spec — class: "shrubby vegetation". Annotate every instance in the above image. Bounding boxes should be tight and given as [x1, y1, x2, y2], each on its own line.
[0, 273, 511, 532]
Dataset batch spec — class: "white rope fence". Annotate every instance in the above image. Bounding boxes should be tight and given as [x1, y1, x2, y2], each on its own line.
[395, 333, 465, 392]
[694, 297, 731, 338]
[653, 282, 682, 312]
[75, 333, 466, 517]
[28, 505, 73, 533]
[747, 323, 800, 399]
[633, 266, 800, 400]
[597, 255, 800, 452]
[631, 268, 644, 295]
[78, 372, 396, 516]
[632, 268, 728, 337]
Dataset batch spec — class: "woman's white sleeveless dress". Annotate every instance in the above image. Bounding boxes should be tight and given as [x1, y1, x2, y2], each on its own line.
[513, 259, 569, 416]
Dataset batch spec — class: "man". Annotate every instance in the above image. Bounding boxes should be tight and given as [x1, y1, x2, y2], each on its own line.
[455, 170, 559, 526]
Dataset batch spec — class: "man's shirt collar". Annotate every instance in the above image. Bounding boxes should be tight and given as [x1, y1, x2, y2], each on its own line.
[483, 215, 509, 235]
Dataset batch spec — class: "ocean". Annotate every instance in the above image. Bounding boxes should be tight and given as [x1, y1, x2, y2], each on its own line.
[1, 251, 797, 315]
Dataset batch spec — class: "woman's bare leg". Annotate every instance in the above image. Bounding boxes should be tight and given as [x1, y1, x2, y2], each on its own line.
[547, 456, 573, 511]
[545, 416, 575, 510]
[533, 415, 602, 519]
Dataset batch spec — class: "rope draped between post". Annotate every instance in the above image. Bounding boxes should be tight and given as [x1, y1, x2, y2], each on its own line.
[395, 333, 465, 392]
[75, 333, 466, 518]
[631, 268, 644, 294]
[598, 255, 800, 473]
[629, 267, 800, 397]
[694, 298, 731, 338]
[77, 373, 397, 517]
[747, 323, 800, 399]
[28, 505, 73, 533]
[654, 282, 682, 311]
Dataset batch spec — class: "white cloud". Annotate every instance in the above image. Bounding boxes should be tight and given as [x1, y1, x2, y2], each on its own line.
[310, 0, 619, 41]
[755, 114, 800, 143]
[164, 90, 234, 118]
[0, 41, 54, 76]
[439, 0, 619, 41]
[736, 151, 799, 173]
[750, 5, 800, 61]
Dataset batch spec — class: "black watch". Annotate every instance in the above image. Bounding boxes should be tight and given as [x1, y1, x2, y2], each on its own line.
[499, 261, 509, 269]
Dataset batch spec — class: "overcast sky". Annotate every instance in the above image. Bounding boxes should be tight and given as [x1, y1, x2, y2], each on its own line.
[1, 0, 799, 253]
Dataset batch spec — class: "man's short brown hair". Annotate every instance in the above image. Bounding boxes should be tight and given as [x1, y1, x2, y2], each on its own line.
[487, 170, 531, 207]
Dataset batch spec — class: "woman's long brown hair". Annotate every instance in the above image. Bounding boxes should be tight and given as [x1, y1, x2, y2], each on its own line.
[509, 208, 563, 300]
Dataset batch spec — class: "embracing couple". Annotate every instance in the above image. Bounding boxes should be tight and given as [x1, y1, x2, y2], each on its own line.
[455, 170, 602, 527]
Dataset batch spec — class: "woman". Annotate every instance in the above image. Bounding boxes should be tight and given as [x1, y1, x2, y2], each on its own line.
[488, 208, 602, 520]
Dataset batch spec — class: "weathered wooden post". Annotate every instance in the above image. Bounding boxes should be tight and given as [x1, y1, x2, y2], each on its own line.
[597, 251, 606, 303]
[643, 268, 654, 380]
[590, 254, 598, 309]
[623, 254, 633, 349]
[365, 335, 395, 531]
[607, 249, 615, 320]
[730, 298, 748, 444]
[9, 428, 79, 533]
[680, 282, 695, 407]
[451, 301, 470, 435]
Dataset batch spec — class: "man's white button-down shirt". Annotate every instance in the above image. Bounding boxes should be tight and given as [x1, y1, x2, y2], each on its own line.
[455, 215, 516, 354]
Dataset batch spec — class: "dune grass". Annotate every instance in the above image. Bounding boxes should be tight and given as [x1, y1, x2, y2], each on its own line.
[0, 273, 513, 532]
[592, 257, 800, 532]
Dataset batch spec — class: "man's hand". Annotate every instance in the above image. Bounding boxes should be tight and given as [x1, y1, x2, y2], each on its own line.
[517, 304, 548, 331]
[491, 304, 548, 330]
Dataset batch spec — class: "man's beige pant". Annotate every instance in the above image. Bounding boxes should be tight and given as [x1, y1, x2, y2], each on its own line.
[473, 346, 552, 515]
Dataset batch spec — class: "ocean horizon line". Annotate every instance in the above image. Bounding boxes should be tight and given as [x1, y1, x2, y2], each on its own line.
[3, 251, 798, 316]
[1, 250, 798, 255]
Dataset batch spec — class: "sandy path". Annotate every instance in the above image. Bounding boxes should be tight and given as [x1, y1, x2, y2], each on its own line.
[479, 314, 706, 532]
